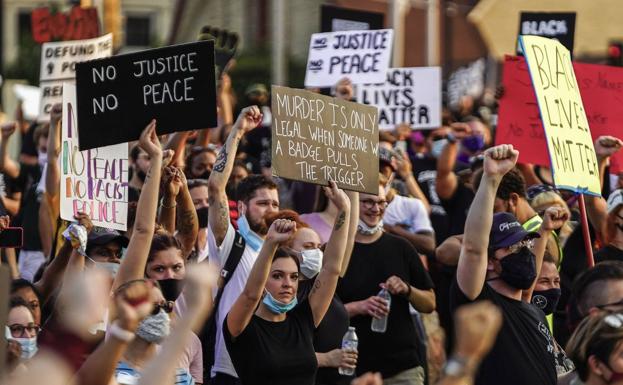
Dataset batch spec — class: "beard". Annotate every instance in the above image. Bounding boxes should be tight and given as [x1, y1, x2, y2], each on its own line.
[247, 215, 269, 236]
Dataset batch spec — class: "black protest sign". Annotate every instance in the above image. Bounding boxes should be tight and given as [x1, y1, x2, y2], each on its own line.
[271, 86, 379, 194]
[75, 40, 217, 150]
[516, 12, 576, 56]
[321, 5, 384, 32]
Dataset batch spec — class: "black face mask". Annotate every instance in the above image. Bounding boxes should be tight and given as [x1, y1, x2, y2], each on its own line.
[196, 207, 209, 229]
[137, 169, 147, 182]
[196, 170, 211, 180]
[157, 278, 186, 302]
[531, 288, 561, 315]
[496, 247, 537, 290]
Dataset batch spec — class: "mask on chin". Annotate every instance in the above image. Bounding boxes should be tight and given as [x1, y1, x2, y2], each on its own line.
[357, 219, 384, 235]
[262, 290, 297, 314]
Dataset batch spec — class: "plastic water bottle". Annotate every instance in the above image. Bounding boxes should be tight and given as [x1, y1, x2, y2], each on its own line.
[339, 326, 358, 376]
[371, 288, 391, 333]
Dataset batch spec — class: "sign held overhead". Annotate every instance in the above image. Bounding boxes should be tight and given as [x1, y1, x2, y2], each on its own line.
[75, 40, 217, 150]
[304, 29, 394, 87]
[271, 86, 379, 194]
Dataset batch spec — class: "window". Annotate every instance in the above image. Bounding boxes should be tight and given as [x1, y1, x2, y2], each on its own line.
[125, 15, 151, 46]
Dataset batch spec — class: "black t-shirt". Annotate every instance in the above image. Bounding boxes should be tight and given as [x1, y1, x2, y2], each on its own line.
[450, 280, 557, 385]
[223, 299, 318, 385]
[412, 156, 450, 245]
[439, 181, 474, 238]
[298, 278, 351, 385]
[337, 233, 434, 377]
[595, 245, 623, 264]
[12, 165, 43, 251]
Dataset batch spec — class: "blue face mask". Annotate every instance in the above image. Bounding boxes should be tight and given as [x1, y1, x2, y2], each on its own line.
[431, 139, 448, 158]
[262, 290, 298, 314]
[15, 336, 38, 360]
[237, 215, 264, 252]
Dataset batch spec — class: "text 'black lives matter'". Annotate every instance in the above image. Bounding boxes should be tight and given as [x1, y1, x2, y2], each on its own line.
[75, 40, 217, 150]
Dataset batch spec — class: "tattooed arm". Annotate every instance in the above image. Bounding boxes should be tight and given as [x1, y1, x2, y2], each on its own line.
[175, 170, 198, 259]
[309, 182, 351, 327]
[159, 166, 179, 234]
[208, 106, 262, 246]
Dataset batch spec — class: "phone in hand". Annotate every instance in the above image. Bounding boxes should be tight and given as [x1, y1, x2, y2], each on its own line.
[0, 227, 23, 248]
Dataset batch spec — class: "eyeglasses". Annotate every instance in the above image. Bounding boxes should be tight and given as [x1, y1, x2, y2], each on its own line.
[152, 301, 174, 315]
[507, 238, 535, 254]
[361, 199, 388, 210]
[8, 323, 40, 337]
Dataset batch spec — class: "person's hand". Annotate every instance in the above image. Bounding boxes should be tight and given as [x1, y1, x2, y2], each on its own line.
[6, 339, 22, 370]
[358, 295, 389, 319]
[453, 301, 502, 367]
[0, 215, 10, 232]
[138, 119, 162, 158]
[594, 135, 623, 161]
[323, 180, 350, 212]
[394, 124, 411, 141]
[382, 275, 409, 297]
[234, 106, 263, 134]
[351, 372, 383, 385]
[483, 144, 519, 178]
[162, 166, 183, 198]
[73, 212, 93, 234]
[335, 78, 354, 101]
[183, 262, 219, 315]
[449, 122, 473, 139]
[1, 122, 16, 141]
[50, 103, 63, 128]
[161, 149, 175, 168]
[394, 148, 413, 179]
[540, 206, 569, 232]
[114, 279, 155, 332]
[265, 219, 297, 245]
[324, 348, 358, 369]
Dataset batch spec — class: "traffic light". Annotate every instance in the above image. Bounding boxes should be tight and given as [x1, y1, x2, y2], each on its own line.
[608, 41, 623, 66]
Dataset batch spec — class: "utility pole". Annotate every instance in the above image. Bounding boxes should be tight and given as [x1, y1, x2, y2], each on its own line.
[426, 0, 440, 66]
[271, 0, 286, 86]
[390, 0, 409, 67]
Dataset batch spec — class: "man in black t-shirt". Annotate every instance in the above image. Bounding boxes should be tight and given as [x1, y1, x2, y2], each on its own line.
[338, 181, 435, 384]
[450, 144, 557, 385]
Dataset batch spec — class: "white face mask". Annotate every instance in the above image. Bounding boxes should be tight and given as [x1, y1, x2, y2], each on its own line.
[357, 219, 384, 235]
[37, 150, 47, 167]
[300, 248, 323, 279]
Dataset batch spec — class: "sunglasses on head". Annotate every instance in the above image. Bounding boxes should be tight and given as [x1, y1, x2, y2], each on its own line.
[152, 301, 174, 315]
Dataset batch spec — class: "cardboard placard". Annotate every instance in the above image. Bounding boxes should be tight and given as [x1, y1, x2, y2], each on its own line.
[271, 86, 379, 194]
[321, 5, 384, 32]
[304, 29, 394, 88]
[31, 6, 100, 44]
[447, 58, 486, 109]
[520, 35, 600, 195]
[357, 67, 441, 130]
[497, 55, 623, 173]
[38, 34, 113, 122]
[516, 12, 576, 56]
[60, 84, 129, 231]
[75, 40, 217, 151]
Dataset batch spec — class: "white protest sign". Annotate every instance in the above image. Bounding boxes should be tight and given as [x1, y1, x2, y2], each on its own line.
[13, 84, 41, 121]
[357, 67, 441, 130]
[38, 34, 112, 122]
[304, 29, 394, 87]
[60, 83, 129, 231]
[447, 58, 485, 109]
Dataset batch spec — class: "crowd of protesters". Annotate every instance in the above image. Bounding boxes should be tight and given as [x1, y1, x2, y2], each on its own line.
[3, 43, 623, 385]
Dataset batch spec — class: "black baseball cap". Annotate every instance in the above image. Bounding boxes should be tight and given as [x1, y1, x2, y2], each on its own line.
[490, 212, 539, 250]
[87, 227, 129, 248]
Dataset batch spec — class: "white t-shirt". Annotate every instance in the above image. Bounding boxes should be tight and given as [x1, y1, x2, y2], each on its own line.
[383, 194, 433, 234]
[208, 223, 260, 378]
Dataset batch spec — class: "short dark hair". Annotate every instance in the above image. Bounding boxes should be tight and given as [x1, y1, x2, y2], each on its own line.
[130, 144, 143, 163]
[187, 179, 209, 191]
[573, 261, 623, 317]
[148, 230, 182, 263]
[496, 168, 527, 200]
[11, 279, 41, 303]
[236, 175, 277, 203]
[274, 247, 301, 273]
[10, 296, 31, 311]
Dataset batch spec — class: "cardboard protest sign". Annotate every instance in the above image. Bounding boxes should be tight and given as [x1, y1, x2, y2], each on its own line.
[447, 58, 486, 109]
[60, 83, 129, 231]
[321, 5, 384, 32]
[38, 34, 113, 122]
[497, 55, 623, 173]
[516, 12, 576, 56]
[14, 84, 41, 121]
[271, 86, 379, 194]
[520, 35, 600, 195]
[75, 40, 217, 151]
[304, 29, 394, 88]
[357, 67, 441, 130]
[31, 6, 100, 44]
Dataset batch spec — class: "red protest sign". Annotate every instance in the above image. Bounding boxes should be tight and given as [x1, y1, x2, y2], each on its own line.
[31, 6, 100, 44]
[496, 55, 623, 173]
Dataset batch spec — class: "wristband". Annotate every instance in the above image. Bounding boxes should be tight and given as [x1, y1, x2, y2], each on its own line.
[109, 321, 135, 342]
[161, 200, 177, 209]
[446, 133, 457, 144]
[403, 285, 412, 299]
